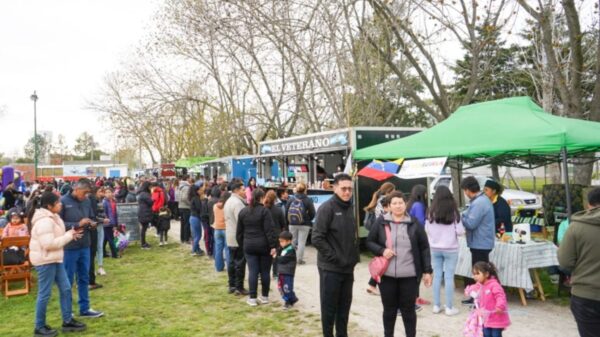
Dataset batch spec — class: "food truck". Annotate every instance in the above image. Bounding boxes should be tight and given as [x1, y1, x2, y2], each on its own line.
[256, 127, 423, 237]
[195, 156, 257, 183]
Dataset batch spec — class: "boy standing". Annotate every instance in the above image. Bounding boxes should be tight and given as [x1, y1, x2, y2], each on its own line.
[277, 231, 298, 309]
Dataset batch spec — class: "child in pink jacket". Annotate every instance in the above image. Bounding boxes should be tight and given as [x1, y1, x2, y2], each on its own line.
[464, 262, 510, 337]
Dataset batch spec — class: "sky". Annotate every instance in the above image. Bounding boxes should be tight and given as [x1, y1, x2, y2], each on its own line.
[0, 0, 160, 158]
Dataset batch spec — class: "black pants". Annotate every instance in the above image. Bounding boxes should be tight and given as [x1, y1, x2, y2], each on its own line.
[179, 208, 191, 243]
[246, 253, 272, 298]
[465, 248, 491, 287]
[89, 228, 97, 285]
[227, 246, 246, 290]
[319, 268, 354, 337]
[168, 201, 179, 219]
[103, 226, 118, 258]
[140, 222, 150, 246]
[379, 276, 418, 337]
[571, 295, 600, 337]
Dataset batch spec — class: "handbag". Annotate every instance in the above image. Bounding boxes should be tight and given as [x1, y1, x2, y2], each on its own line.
[368, 224, 392, 283]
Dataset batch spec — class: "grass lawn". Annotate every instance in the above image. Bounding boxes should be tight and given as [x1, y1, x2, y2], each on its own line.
[1, 237, 322, 337]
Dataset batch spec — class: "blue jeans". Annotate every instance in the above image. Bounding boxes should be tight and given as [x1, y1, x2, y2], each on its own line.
[34, 263, 72, 329]
[213, 229, 229, 271]
[278, 274, 298, 305]
[96, 226, 104, 267]
[64, 247, 91, 314]
[189, 216, 203, 254]
[483, 328, 503, 337]
[431, 250, 459, 309]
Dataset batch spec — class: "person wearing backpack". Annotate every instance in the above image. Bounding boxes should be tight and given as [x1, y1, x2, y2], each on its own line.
[286, 183, 316, 265]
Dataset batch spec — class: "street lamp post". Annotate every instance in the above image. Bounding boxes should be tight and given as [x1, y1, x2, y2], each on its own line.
[30, 91, 39, 179]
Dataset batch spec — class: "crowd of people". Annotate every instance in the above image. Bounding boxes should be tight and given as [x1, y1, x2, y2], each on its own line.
[1, 173, 599, 337]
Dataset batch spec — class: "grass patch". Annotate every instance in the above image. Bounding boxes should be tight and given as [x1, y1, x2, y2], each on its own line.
[1, 237, 321, 337]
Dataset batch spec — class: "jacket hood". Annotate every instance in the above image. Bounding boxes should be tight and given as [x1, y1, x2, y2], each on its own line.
[294, 193, 307, 200]
[381, 212, 413, 224]
[31, 207, 56, 225]
[571, 207, 600, 226]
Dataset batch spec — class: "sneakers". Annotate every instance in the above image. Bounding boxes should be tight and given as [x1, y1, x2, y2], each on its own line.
[445, 307, 460, 316]
[415, 304, 423, 312]
[79, 309, 104, 318]
[432, 305, 442, 314]
[34, 325, 58, 337]
[366, 286, 380, 296]
[298, 260, 306, 265]
[97, 267, 106, 276]
[246, 298, 258, 307]
[141, 243, 151, 250]
[257, 296, 269, 305]
[461, 298, 474, 305]
[62, 319, 86, 332]
[234, 289, 249, 296]
[283, 303, 293, 310]
[159, 242, 164, 247]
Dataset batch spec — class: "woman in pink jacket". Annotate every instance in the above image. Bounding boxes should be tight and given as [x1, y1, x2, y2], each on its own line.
[29, 192, 86, 337]
[465, 262, 511, 337]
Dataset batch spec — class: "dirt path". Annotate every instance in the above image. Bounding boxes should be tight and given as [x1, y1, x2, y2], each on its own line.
[169, 221, 578, 336]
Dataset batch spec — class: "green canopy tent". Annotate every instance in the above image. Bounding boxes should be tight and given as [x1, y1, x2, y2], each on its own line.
[354, 97, 600, 217]
[174, 157, 216, 169]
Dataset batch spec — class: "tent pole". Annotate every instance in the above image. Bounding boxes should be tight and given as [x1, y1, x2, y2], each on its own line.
[561, 147, 572, 219]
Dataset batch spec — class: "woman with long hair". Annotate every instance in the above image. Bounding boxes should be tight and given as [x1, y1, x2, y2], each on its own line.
[137, 181, 153, 249]
[189, 185, 207, 256]
[425, 185, 464, 316]
[245, 177, 257, 204]
[236, 188, 278, 306]
[29, 192, 86, 336]
[407, 184, 428, 227]
[366, 191, 432, 337]
[263, 189, 286, 278]
[364, 182, 396, 217]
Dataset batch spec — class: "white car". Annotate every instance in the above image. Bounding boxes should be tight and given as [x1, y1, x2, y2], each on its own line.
[430, 175, 542, 215]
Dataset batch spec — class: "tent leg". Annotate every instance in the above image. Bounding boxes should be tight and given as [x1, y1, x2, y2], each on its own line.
[561, 147, 572, 219]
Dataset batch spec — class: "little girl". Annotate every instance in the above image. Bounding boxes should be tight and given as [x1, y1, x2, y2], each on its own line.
[464, 262, 510, 337]
[114, 224, 130, 257]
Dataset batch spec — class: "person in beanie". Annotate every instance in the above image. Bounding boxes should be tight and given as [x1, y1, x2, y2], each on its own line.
[483, 179, 512, 234]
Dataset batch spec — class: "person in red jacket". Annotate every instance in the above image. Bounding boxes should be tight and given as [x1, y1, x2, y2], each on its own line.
[151, 182, 166, 234]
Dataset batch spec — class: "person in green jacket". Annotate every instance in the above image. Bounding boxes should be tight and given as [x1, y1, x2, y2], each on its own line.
[558, 187, 600, 337]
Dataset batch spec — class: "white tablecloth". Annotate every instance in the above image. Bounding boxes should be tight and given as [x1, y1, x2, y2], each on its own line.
[455, 238, 559, 291]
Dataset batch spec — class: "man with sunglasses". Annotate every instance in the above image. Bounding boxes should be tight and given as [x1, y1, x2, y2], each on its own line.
[60, 178, 104, 319]
[312, 174, 360, 337]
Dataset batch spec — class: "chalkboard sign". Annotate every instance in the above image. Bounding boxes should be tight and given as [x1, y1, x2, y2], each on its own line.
[117, 203, 140, 241]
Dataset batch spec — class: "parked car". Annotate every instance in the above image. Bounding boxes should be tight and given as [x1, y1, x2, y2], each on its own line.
[430, 175, 542, 215]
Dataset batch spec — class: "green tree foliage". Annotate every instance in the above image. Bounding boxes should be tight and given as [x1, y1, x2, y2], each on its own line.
[451, 23, 536, 103]
[24, 134, 52, 162]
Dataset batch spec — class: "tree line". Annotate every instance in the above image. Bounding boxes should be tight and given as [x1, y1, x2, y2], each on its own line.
[89, 0, 599, 185]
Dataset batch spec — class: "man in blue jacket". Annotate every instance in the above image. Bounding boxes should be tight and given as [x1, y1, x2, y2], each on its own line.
[60, 178, 104, 318]
[460, 176, 495, 305]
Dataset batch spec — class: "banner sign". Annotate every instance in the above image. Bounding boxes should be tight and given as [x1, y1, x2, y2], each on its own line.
[396, 157, 447, 179]
[260, 131, 349, 156]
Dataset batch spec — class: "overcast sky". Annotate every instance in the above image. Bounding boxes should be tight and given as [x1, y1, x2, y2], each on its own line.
[0, 0, 160, 158]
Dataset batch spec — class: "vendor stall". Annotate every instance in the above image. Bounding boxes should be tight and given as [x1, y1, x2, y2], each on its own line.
[195, 156, 256, 183]
[256, 127, 422, 234]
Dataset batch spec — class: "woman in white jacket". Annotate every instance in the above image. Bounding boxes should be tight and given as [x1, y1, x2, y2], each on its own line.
[28, 192, 86, 337]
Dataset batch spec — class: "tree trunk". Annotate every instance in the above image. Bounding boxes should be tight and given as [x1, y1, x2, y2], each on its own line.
[449, 159, 464, 207]
[573, 157, 594, 186]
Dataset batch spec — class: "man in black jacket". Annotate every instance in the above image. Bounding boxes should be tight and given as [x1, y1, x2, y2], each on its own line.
[312, 174, 359, 337]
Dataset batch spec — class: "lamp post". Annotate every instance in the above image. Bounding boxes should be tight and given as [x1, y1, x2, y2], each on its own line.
[30, 91, 39, 179]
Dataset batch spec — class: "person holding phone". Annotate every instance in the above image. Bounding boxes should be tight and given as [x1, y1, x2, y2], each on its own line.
[60, 179, 104, 319]
[30, 191, 87, 337]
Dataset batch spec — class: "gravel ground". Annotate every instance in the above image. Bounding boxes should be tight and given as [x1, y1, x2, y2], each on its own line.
[169, 221, 579, 337]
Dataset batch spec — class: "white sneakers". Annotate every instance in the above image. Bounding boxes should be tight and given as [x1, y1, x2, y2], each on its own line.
[445, 307, 460, 316]
[247, 296, 269, 306]
[432, 305, 459, 316]
[97, 267, 106, 276]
